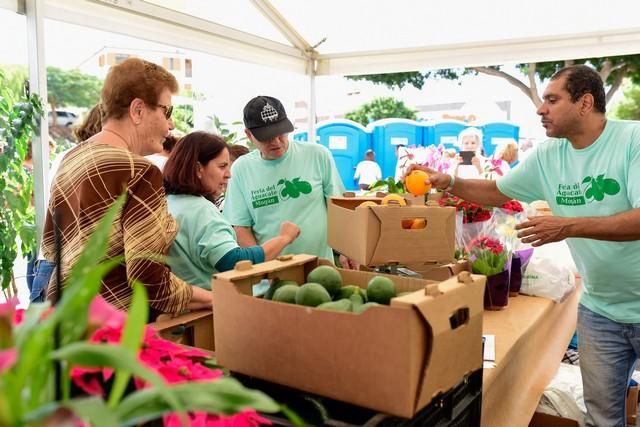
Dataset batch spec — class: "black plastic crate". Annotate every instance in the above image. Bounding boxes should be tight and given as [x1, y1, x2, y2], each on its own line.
[236, 368, 482, 426]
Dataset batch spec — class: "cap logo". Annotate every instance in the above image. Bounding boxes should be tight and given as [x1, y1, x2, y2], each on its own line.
[260, 102, 279, 123]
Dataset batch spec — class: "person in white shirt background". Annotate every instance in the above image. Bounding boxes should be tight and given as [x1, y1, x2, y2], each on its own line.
[451, 127, 486, 179]
[354, 149, 382, 190]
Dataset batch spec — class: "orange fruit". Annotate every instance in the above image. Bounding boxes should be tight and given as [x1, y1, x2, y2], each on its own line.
[401, 219, 414, 229]
[405, 170, 432, 196]
[411, 218, 427, 229]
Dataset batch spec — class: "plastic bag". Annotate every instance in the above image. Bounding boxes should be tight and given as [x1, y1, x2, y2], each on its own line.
[521, 242, 576, 302]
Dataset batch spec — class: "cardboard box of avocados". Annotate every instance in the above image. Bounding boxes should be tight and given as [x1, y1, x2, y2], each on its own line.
[405, 259, 471, 282]
[327, 194, 456, 267]
[212, 254, 485, 418]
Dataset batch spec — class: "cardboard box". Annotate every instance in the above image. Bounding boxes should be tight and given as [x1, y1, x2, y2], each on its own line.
[405, 259, 470, 282]
[327, 196, 456, 266]
[150, 309, 215, 351]
[628, 385, 639, 425]
[212, 254, 485, 418]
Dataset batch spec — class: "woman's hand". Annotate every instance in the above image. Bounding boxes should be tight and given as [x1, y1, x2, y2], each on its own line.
[187, 286, 213, 310]
[279, 221, 300, 244]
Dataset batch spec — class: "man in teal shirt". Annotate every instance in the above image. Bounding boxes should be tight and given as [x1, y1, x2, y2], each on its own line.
[414, 65, 640, 427]
[224, 95, 347, 264]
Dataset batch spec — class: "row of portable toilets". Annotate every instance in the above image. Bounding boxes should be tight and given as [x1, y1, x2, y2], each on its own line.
[292, 119, 520, 191]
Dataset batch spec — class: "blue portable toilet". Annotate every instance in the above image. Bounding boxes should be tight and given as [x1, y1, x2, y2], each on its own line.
[316, 119, 371, 191]
[432, 120, 467, 150]
[292, 131, 308, 142]
[369, 119, 423, 181]
[480, 122, 520, 157]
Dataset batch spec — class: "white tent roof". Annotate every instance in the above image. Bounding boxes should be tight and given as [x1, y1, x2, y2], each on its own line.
[15, 0, 640, 76]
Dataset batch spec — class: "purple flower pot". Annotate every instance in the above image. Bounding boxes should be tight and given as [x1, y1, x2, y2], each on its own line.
[509, 248, 534, 297]
[484, 269, 510, 310]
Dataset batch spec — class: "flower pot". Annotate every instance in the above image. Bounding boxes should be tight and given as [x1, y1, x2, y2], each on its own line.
[484, 269, 510, 310]
[509, 248, 534, 297]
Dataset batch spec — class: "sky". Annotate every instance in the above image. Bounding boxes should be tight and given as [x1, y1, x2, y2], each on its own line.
[0, 7, 628, 140]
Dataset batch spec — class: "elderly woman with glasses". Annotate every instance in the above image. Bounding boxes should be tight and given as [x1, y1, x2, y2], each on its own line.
[39, 58, 211, 319]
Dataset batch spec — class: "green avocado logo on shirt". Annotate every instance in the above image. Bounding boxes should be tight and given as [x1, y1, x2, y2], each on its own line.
[556, 174, 620, 206]
[277, 177, 312, 200]
[581, 174, 621, 202]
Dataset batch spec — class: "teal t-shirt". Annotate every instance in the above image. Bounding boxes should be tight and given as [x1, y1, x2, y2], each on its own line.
[497, 119, 640, 323]
[223, 141, 345, 261]
[166, 194, 239, 289]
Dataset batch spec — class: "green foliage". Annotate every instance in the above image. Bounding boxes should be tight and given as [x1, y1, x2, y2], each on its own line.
[0, 69, 43, 293]
[612, 83, 640, 120]
[346, 55, 640, 103]
[0, 65, 102, 126]
[346, 69, 462, 90]
[210, 115, 252, 149]
[368, 176, 405, 194]
[345, 97, 416, 126]
[172, 104, 194, 134]
[46, 67, 102, 114]
[0, 196, 279, 426]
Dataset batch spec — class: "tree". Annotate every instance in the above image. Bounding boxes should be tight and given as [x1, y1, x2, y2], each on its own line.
[612, 82, 640, 120]
[46, 67, 102, 124]
[0, 66, 103, 125]
[346, 55, 640, 108]
[171, 104, 194, 134]
[0, 69, 43, 294]
[345, 97, 417, 126]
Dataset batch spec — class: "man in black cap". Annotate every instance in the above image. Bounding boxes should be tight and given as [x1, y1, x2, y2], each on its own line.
[223, 95, 348, 264]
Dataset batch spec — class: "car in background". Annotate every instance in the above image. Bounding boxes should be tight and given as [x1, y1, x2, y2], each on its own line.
[48, 110, 78, 127]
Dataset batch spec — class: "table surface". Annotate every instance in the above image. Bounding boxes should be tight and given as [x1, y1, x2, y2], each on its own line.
[481, 284, 581, 427]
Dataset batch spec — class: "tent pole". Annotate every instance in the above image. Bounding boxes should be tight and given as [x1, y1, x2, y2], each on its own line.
[26, 0, 50, 250]
[308, 58, 317, 143]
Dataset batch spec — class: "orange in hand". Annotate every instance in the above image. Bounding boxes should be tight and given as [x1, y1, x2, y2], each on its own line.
[404, 170, 432, 196]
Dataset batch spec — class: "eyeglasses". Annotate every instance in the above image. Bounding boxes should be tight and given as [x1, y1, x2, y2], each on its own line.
[156, 104, 173, 120]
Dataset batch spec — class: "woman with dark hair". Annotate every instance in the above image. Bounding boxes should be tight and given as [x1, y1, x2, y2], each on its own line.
[164, 131, 299, 289]
[39, 58, 212, 318]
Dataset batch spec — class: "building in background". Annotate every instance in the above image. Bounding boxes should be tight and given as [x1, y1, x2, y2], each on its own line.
[79, 46, 194, 100]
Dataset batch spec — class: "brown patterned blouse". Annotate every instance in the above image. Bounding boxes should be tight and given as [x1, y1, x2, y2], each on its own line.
[43, 142, 193, 316]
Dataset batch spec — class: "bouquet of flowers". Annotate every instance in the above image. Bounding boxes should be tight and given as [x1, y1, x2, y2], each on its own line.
[439, 193, 523, 224]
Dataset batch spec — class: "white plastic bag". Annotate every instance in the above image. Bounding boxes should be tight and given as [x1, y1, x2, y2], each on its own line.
[521, 242, 576, 302]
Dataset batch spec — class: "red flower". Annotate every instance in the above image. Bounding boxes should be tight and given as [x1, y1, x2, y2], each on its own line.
[71, 368, 106, 396]
[164, 410, 271, 427]
[469, 236, 504, 255]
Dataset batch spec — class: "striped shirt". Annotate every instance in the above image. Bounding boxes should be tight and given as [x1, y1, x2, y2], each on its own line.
[43, 142, 193, 317]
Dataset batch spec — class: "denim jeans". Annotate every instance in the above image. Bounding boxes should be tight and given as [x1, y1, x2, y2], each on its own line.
[577, 304, 640, 427]
[30, 259, 55, 303]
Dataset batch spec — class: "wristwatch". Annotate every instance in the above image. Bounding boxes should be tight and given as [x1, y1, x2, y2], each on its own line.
[444, 174, 456, 192]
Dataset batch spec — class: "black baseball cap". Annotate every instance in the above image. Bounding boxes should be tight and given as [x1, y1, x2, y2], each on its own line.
[243, 95, 294, 142]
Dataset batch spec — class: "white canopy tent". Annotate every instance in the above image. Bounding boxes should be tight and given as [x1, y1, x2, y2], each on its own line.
[3, 0, 640, 238]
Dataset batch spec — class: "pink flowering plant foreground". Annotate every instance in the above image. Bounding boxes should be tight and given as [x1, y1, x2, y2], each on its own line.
[0, 195, 278, 427]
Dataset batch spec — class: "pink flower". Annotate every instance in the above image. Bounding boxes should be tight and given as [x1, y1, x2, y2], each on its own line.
[0, 348, 17, 372]
[88, 296, 126, 330]
[164, 410, 271, 427]
[71, 368, 105, 396]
